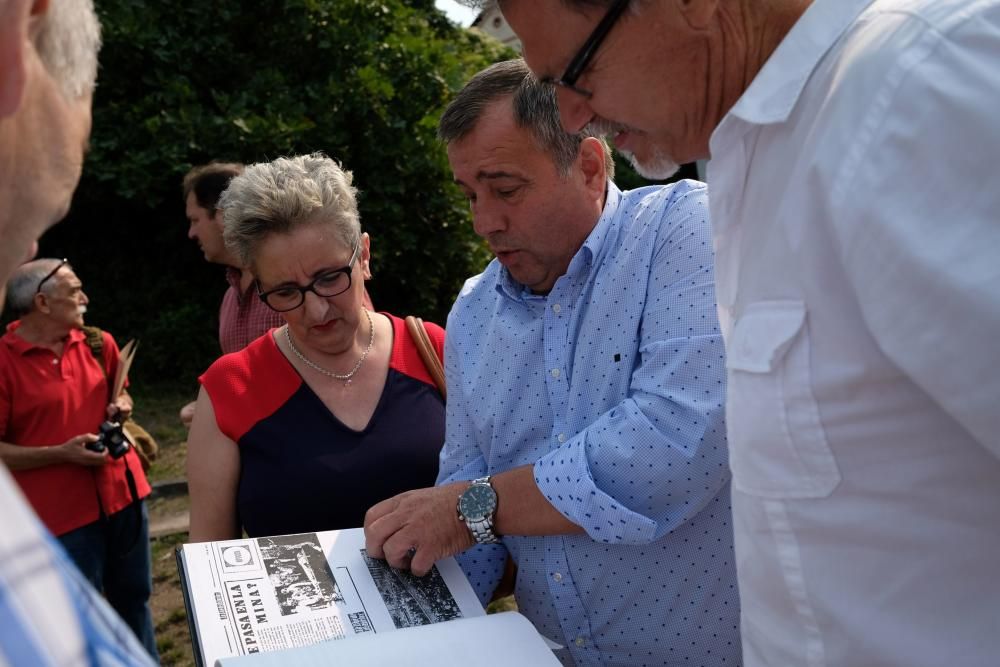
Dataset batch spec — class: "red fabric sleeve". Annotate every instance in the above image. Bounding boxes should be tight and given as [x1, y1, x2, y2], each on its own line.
[0, 354, 11, 439]
[426, 320, 445, 364]
[199, 334, 302, 443]
[388, 313, 445, 389]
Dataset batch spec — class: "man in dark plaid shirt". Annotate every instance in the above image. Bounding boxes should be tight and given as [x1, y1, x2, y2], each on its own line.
[183, 162, 284, 356]
[180, 163, 284, 426]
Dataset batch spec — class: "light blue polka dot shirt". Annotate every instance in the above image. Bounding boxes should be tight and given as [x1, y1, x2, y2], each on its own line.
[438, 180, 741, 666]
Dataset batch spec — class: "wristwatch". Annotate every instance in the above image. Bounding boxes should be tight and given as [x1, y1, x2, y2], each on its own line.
[457, 476, 500, 544]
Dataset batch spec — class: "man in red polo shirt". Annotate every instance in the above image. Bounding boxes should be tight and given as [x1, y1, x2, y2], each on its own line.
[0, 258, 157, 657]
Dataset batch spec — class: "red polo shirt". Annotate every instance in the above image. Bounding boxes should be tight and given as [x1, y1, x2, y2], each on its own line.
[0, 322, 151, 536]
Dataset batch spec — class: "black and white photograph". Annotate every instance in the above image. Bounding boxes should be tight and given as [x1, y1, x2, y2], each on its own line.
[259, 534, 343, 616]
[360, 549, 462, 628]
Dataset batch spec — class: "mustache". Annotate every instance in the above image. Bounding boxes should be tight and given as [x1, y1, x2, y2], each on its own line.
[584, 118, 635, 138]
[77, 305, 88, 315]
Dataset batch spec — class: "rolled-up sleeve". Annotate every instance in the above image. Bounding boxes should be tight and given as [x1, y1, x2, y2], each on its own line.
[534, 187, 729, 544]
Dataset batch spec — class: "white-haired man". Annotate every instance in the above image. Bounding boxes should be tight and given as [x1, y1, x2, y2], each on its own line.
[486, 0, 1000, 665]
[0, 1, 157, 664]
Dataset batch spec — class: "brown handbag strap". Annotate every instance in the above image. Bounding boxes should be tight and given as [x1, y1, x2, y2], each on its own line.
[82, 325, 114, 403]
[405, 315, 446, 400]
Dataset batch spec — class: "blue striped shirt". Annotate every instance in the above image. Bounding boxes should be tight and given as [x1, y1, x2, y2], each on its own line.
[0, 467, 155, 667]
[439, 180, 740, 666]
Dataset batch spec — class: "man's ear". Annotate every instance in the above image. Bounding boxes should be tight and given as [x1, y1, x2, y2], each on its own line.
[0, 0, 32, 118]
[676, 0, 720, 30]
[33, 291, 50, 314]
[578, 137, 608, 197]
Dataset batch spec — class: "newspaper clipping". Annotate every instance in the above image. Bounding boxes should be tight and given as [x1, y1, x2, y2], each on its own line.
[178, 528, 484, 666]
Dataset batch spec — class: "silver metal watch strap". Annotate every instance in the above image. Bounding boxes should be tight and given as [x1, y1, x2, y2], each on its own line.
[468, 517, 500, 544]
[465, 477, 500, 544]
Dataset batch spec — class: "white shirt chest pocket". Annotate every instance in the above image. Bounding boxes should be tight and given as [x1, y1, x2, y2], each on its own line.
[726, 300, 841, 499]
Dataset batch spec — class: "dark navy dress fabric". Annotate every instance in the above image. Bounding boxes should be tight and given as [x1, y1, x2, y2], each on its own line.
[200, 313, 445, 537]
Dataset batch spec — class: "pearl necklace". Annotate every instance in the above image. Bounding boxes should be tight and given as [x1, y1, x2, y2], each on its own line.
[283, 309, 374, 386]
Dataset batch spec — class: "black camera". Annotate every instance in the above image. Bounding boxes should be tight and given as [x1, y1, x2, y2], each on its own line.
[86, 420, 131, 459]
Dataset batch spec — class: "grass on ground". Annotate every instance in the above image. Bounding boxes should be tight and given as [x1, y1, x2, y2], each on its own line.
[131, 385, 191, 481]
[151, 532, 194, 666]
[132, 386, 195, 666]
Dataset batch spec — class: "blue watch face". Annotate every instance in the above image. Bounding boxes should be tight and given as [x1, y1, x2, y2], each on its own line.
[459, 483, 497, 521]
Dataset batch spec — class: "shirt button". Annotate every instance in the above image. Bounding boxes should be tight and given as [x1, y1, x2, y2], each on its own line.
[550, 368, 561, 378]
[51, 359, 59, 365]
[552, 303, 562, 314]
[575, 637, 586, 647]
[552, 572, 562, 582]
[557, 433, 566, 443]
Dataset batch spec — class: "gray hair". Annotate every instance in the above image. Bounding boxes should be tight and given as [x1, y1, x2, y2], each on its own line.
[35, 0, 102, 100]
[439, 59, 613, 178]
[219, 153, 361, 269]
[6, 258, 70, 315]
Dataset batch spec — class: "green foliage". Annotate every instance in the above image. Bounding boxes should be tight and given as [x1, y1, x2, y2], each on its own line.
[39, 0, 512, 386]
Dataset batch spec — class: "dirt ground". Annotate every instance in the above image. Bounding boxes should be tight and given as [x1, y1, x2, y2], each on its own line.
[134, 387, 196, 666]
[150, 530, 195, 666]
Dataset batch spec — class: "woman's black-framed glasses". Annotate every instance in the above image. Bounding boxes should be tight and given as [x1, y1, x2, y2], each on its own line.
[257, 241, 361, 313]
[539, 0, 630, 99]
[36, 258, 69, 294]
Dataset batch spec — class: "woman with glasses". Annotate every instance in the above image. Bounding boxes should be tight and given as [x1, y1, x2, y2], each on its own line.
[186, 154, 445, 542]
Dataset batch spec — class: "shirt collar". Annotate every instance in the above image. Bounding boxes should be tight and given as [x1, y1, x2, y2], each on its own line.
[2, 320, 85, 356]
[727, 0, 875, 125]
[225, 266, 243, 290]
[494, 181, 623, 303]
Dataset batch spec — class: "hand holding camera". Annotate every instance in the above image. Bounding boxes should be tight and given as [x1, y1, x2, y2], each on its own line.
[60, 407, 132, 466]
[60, 433, 109, 467]
[84, 409, 131, 460]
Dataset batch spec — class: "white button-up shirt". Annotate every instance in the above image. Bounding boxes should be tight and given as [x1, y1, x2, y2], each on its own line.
[707, 0, 1000, 665]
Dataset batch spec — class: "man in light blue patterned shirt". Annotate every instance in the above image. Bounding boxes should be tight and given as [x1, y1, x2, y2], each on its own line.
[365, 59, 739, 666]
[0, 1, 157, 664]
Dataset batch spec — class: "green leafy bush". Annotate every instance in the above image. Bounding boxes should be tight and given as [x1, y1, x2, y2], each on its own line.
[36, 0, 511, 388]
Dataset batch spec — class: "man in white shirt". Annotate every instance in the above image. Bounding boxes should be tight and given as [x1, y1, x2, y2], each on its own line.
[491, 0, 1000, 665]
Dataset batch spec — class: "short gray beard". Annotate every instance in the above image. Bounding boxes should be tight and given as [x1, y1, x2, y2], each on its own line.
[586, 119, 681, 180]
[624, 148, 680, 180]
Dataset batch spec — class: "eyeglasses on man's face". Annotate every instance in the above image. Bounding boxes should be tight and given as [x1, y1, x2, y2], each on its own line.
[36, 258, 69, 294]
[539, 0, 630, 99]
[257, 240, 361, 313]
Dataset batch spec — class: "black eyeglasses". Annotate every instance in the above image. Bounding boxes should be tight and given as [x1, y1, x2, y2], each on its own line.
[539, 0, 630, 99]
[36, 258, 69, 294]
[256, 241, 361, 313]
